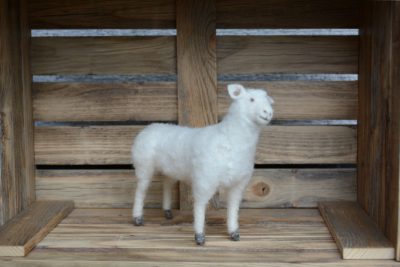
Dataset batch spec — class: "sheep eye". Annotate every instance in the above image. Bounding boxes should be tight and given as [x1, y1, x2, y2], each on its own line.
[250, 98, 254, 102]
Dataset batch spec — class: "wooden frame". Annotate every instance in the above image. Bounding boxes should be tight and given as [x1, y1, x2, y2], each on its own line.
[0, 0, 399, 263]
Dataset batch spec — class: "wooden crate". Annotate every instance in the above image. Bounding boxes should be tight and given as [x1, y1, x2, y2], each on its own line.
[0, 0, 399, 265]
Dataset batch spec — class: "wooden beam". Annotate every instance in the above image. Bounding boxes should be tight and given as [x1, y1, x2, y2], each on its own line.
[0, 0, 35, 226]
[319, 201, 394, 260]
[358, 1, 400, 260]
[176, 0, 217, 210]
[0, 201, 74, 256]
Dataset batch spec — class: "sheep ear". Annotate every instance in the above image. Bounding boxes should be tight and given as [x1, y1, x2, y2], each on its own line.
[228, 84, 246, 99]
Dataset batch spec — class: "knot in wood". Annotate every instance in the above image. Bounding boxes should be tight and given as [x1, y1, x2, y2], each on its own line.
[252, 182, 270, 197]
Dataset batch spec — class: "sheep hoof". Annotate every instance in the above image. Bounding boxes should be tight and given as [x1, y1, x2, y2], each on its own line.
[164, 210, 173, 220]
[133, 216, 144, 226]
[230, 230, 240, 241]
[194, 233, 205, 246]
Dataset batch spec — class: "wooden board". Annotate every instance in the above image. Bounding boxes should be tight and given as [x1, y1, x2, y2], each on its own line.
[218, 81, 357, 120]
[2, 208, 398, 266]
[319, 202, 395, 260]
[0, 0, 35, 226]
[33, 81, 357, 122]
[31, 37, 176, 75]
[34, 125, 357, 165]
[33, 82, 177, 122]
[0, 201, 73, 256]
[29, 0, 175, 29]
[358, 1, 400, 259]
[176, 0, 218, 210]
[219, 169, 356, 208]
[216, 0, 360, 29]
[35, 170, 179, 209]
[35, 169, 355, 209]
[217, 36, 358, 74]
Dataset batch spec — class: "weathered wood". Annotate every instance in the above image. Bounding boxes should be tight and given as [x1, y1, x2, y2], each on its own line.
[319, 202, 395, 260]
[33, 82, 178, 122]
[29, 0, 175, 29]
[176, 0, 217, 210]
[216, 0, 360, 29]
[0, 201, 74, 256]
[35, 169, 355, 209]
[217, 36, 358, 74]
[218, 81, 357, 120]
[358, 1, 400, 260]
[0, 0, 35, 226]
[1, 208, 397, 266]
[34, 126, 357, 165]
[33, 81, 357, 122]
[219, 169, 356, 208]
[31, 37, 176, 75]
[36, 170, 179, 209]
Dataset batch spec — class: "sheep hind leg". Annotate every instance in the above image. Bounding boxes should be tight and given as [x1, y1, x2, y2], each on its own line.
[226, 183, 246, 241]
[132, 166, 153, 226]
[163, 178, 174, 220]
[193, 188, 215, 246]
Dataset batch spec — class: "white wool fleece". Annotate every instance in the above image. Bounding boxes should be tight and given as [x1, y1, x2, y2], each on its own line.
[132, 84, 274, 237]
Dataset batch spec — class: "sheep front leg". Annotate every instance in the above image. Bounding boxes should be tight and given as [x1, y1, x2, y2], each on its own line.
[163, 178, 174, 220]
[226, 183, 246, 241]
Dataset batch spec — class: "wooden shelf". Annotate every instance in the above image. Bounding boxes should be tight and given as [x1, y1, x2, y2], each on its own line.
[0, 201, 74, 256]
[319, 201, 395, 260]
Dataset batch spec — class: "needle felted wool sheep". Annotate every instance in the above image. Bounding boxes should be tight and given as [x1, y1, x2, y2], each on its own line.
[131, 84, 274, 245]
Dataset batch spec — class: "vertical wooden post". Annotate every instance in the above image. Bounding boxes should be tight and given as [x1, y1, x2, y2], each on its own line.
[176, 0, 218, 210]
[0, 0, 35, 226]
[358, 0, 400, 260]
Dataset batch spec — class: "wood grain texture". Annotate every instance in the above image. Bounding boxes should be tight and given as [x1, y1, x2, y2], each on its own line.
[219, 169, 356, 208]
[29, 0, 175, 29]
[216, 0, 360, 29]
[31, 37, 176, 75]
[0, 201, 74, 256]
[358, 1, 400, 258]
[217, 36, 358, 74]
[36, 170, 179, 209]
[33, 82, 178, 122]
[319, 202, 395, 260]
[34, 125, 356, 165]
[0, 0, 35, 226]
[218, 81, 357, 120]
[176, 0, 218, 210]
[33, 81, 357, 122]
[2, 209, 398, 266]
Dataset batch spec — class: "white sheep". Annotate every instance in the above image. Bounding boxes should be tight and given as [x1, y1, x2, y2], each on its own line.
[131, 84, 274, 245]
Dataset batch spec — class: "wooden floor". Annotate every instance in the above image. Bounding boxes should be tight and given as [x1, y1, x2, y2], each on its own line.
[0, 208, 398, 266]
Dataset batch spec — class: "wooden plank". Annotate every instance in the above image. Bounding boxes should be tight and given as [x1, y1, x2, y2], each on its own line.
[29, 0, 175, 29]
[34, 126, 357, 165]
[35, 170, 179, 209]
[33, 81, 356, 122]
[176, 0, 218, 210]
[0, 201, 74, 256]
[216, 0, 360, 29]
[0, 0, 35, 226]
[218, 81, 358, 120]
[217, 36, 358, 74]
[31, 37, 176, 75]
[358, 1, 400, 259]
[219, 169, 356, 208]
[33, 82, 177, 122]
[319, 202, 395, 260]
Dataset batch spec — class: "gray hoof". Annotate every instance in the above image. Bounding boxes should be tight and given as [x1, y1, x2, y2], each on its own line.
[230, 229, 240, 241]
[164, 209, 173, 220]
[133, 216, 144, 226]
[195, 233, 205, 246]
